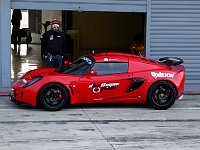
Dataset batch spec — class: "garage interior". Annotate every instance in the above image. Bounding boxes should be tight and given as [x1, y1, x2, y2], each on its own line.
[11, 10, 146, 83]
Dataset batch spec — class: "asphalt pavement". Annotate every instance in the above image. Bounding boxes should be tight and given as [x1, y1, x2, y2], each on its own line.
[0, 95, 200, 150]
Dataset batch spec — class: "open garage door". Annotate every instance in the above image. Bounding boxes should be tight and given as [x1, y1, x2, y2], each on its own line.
[11, 0, 147, 13]
[9, 9, 146, 84]
[7, 0, 147, 86]
[67, 11, 146, 58]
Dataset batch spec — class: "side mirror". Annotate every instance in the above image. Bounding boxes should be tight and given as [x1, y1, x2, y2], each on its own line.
[86, 70, 98, 76]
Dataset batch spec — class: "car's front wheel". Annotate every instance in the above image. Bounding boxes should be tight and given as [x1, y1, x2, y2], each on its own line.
[38, 83, 68, 111]
[147, 81, 177, 110]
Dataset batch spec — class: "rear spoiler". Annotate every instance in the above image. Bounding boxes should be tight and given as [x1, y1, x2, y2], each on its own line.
[158, 57, 184, 66]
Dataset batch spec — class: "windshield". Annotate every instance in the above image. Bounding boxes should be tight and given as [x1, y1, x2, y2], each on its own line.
[58, 56, 94, 75]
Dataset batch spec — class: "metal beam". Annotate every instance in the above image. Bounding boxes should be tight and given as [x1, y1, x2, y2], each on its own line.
[0, 0, 11, 91]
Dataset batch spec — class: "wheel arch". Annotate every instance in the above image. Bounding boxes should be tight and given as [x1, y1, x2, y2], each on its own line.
[36, 82, 71, 106]
[146, 80, 178, 103]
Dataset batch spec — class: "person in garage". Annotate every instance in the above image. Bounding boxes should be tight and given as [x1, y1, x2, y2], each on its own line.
[129, 33, 145, 57]
[11, 9, 22, 50]
[41, 19, 66, 68]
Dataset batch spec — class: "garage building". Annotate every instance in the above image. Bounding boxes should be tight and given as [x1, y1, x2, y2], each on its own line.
[0, 0, 200, 92]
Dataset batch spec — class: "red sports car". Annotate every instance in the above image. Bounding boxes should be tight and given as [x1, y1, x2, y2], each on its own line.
[11, 52, 185, 111]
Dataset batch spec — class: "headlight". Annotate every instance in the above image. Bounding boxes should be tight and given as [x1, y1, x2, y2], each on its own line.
[18, 79, 28, 87]
[22, 76, 43, 88]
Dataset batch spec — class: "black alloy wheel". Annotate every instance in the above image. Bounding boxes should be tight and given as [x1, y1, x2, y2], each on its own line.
[147, 81, 176, 110]
[38, 83, 68, 111]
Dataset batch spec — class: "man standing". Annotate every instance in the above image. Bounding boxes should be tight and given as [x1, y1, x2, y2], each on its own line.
[11, 9, 22, 49]
[42, 19, 66, 68]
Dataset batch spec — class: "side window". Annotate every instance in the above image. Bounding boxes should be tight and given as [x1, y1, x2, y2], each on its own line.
[91, 62, 128, 75]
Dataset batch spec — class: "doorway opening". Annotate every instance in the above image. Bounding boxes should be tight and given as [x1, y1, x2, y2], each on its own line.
[10, 9, 146, 83]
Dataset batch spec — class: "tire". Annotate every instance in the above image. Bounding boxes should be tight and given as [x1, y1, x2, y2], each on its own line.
[147, 81, 177, 110]
[38, 83, 68, 111]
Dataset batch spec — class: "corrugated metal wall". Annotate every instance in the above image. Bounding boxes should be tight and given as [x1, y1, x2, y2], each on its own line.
[150, 0, 200, 91]
[11, 0, 147, 12]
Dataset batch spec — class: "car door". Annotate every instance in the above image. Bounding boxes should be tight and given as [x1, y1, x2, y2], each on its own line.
[78, 62, 133, 103]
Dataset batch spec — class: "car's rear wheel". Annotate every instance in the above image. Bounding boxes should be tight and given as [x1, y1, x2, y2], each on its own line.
[147, 81, 176, 110]
[38, 83, 68, 111]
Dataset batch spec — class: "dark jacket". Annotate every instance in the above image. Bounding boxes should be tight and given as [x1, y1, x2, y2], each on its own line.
[11, 9, 22, 29]
[42, 30, 66, 56]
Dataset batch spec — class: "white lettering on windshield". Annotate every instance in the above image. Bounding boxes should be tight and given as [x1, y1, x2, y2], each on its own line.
[81, 57, 92, 64]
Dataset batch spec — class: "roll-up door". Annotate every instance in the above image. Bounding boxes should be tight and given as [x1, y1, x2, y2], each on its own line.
[11, 0, 147, 12]
[149, 0, 200, 91]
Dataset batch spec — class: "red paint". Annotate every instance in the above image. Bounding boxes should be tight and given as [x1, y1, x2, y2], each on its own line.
[11, 52, 185, 107]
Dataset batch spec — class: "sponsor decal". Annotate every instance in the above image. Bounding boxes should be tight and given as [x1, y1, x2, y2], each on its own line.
[81, 57, 92, 64]
[104, 58, 118, 61]
[49, 35, 53, 40]
[151, 72, 174, 79]
[104, 58, 109, 61]
[93, 87, 101, 93]
[93, 98, 103, 101]
[89, 82, 120, 93]
[108, 58, 118, 61]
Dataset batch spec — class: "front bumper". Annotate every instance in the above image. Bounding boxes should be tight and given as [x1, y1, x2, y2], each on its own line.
[10, 95, 31, 105]
[10, 88, 37, 106]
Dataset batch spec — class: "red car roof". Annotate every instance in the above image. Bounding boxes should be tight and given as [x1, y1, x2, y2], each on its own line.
[91, 52, 139, 62]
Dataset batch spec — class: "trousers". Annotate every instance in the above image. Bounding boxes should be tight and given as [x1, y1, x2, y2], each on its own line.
[45, 54, 63, 68]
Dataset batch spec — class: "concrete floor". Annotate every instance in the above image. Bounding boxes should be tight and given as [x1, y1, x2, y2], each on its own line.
[11, 44, 45, 84]
[6, 46, 200, 149]
[0, 95, 200, 150]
